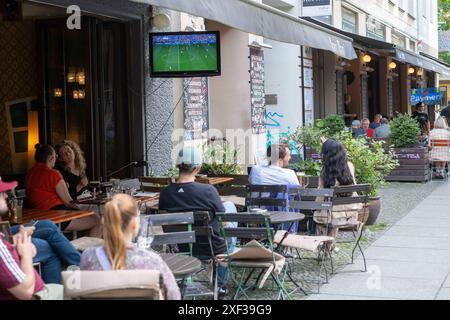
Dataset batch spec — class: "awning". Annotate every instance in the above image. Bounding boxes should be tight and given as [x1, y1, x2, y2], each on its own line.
[395, 49, 450, 77]
[130, 0, 357, 59]
[305, 17, 450, 76]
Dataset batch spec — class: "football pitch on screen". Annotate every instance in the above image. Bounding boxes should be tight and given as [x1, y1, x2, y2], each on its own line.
[153, 43, 218, 72]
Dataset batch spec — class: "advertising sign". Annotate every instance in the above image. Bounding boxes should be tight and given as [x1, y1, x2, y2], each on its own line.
[301, 0, 333, 17]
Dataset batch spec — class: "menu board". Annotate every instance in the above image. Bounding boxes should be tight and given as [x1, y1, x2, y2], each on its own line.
[183, 77, 209, 140]
[250, 48, 266, 135]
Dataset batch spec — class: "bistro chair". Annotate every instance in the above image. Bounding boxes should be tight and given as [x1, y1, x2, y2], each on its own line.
[331, 184, 371, 273]
[139, 176, 172, 193]
[61, 270, 161, 300]
[428, 138, 450, 181]
[215, 212, 289, 300]
[274, 188, 335, 294]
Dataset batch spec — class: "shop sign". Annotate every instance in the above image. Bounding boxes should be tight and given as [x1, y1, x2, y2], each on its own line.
[301, 0, 333, 17]
[410, 88, 443, 106]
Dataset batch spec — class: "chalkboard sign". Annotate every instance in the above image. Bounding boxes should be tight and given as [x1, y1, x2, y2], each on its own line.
[250, 48, 266, 135]
[183, 77, 209, 140]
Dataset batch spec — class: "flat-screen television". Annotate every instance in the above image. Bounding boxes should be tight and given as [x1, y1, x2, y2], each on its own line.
[149, 31, 221, 78]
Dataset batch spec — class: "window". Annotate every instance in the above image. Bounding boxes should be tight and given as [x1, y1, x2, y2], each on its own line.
[342, 7, 358, 34]
[313, 15, 332, 25]
[392, 30, 406, 48]
[366, 17, 386, 41]
[409, 39, 416, 52]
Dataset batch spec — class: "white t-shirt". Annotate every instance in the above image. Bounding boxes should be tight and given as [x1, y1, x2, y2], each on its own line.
[249, 165, 300, 186]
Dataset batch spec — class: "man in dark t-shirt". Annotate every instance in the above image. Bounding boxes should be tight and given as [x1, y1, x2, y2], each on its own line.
[159, 145, 237, 292]
[412, 103, 430, 135]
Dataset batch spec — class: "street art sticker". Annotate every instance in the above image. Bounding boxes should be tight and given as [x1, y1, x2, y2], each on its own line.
[250, 48, 266, 135]
[265, 111, 299, 155]
[183, 77, 209, 140]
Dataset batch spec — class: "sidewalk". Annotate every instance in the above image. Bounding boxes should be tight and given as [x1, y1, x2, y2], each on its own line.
[307, 182, 450, 300]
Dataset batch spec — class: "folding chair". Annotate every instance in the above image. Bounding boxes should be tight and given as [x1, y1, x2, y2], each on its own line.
[61, 270, 161, 300]
[429, 138, 450, 181]
[331, 184, 371, 273]
[215, 212, 289, 300]
[139, 176, 172, 193]
[273, 188, 334, 294]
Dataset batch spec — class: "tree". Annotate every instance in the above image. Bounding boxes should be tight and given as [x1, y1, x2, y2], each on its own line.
[439, 0, 450, 31]
[439, 51, 450, 65]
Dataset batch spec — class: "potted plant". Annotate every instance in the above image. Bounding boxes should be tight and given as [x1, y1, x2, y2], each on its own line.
[340, 133, 399, 225]
[200, 142, 242, 176]
[386, 114, 429, 182]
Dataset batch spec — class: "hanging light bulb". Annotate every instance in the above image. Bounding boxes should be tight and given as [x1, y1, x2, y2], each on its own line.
[73, 90, 79, 99]
[388, 62, 397, 70]
[76, 71, 85, 85]
[408, 67, 415, 74]
[417, 68, 424, 76]
[54, 88, 63, 97]
[67, 72, 76, 83]
[78, 90, 85, 99]
[362, 54, 372, 63]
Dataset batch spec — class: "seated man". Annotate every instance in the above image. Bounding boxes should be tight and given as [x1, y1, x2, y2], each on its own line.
[0, 183, 62, 300]
[249, 144, 300, 232]
[351, 120, 366, 138]
[159, 145, 236, 294]
[373, 118, 391, 139]
[1, 177, 80, 284]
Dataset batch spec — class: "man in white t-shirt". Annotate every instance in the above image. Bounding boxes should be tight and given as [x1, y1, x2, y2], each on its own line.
[249, 144, 300, 186]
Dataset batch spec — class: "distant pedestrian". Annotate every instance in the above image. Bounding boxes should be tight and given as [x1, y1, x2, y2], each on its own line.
[373, 118, 391, 139]
[370, 114, 382, 130]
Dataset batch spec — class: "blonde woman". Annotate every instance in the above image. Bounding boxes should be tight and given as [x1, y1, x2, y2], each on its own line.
[429, 116, 450, 179]
[80, 194, 180, 300]
[55, 140, 88, 200]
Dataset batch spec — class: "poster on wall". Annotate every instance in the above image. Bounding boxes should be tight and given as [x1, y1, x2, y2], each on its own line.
[410, 88, 443, 106]
[183, 77, 209, 140]
[250, 48, 266, 135]
[301, 0, 333, 17]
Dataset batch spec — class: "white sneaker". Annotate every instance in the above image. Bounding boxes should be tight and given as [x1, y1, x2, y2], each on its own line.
[333, 247, 340, 254]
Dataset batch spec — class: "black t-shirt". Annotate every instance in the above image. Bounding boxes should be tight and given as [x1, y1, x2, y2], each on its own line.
[158, 182, 227, 258]
[56, 165, 83, 200]
[412, 111, 429, 133]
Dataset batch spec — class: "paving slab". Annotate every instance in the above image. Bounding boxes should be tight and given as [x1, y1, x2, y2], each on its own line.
[306, 293, 395, 300]
[395, 218, 450, 228]
[383, 226, 450, 239]
[435, 288, 450, 300]
[360, 246, 450, 264]
[317, 274, 441, 300]
[371, 235, 450, 250]
[339, 259, 450, 281]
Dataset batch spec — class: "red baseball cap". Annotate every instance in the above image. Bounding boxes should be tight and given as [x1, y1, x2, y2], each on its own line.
[0, 177, 18, 193]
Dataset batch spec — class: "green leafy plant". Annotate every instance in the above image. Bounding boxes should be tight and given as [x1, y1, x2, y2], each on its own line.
[289, 159, 322, 177]
[200, 142, 242, 176]
[288, 125, 322, 152]
[389, 114, 421, 148]
[315, 115, 346, 138]
[340, 133, 399, 197]
[165, 167, 179, 179]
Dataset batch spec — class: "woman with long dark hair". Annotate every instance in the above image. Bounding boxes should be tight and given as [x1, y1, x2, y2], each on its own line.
[314, 139, 362, 251]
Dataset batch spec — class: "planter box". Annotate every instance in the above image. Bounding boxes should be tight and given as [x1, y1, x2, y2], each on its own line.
[385, 146, 430, 183]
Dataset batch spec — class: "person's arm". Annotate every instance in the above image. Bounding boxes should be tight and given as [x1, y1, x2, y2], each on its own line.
[55, 180, 79, 210]
[77, 176, 89, 193]
[348, 162, 357, 184]
[3, 233, 37, 300]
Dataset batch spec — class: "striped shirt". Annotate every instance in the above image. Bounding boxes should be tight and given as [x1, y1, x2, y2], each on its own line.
[0, 233, 44, 300]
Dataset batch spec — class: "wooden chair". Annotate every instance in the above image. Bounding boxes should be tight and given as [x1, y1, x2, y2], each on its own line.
[139, 176, 172, 193]
[61, 270, 161, 300]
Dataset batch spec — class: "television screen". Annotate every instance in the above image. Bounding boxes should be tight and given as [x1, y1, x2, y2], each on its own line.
[150, 31, 221, 78]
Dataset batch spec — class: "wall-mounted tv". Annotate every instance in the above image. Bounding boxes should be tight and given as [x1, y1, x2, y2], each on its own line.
[149, 31, 221, 78]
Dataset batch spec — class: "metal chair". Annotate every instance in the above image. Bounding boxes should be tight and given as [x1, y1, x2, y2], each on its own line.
[215, 212, 289, 300]
[139, 176, 172, 193]
[274, 188, 335, 294]
[331, 184, 371, 273]
[429, 138, 450, 181]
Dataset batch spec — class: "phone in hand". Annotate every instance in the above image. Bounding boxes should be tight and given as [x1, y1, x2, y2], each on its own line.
[23, 220, 39, 228]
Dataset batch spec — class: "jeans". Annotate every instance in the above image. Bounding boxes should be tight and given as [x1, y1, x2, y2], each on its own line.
[217, 202, 238, 288]
[11, 220, 81, 284]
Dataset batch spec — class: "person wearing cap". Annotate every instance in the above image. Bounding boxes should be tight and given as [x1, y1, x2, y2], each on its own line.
[351, 120, 366, 138]
[0, 178, 65, 299]
[158, 145, 237, 295]
[0, 177, 80, 286]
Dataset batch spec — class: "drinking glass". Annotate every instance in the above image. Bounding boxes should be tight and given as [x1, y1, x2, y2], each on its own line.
[137, 216, 154, 250]
[12, 199, 23, 223]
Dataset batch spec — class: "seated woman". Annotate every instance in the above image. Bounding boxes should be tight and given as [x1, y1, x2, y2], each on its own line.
[313, 139, 363, 252]
[429, 116, 450, 179]
[80, 194, 180, 300]
[55, 140, 89, 200]
[25, 144, 101, 237]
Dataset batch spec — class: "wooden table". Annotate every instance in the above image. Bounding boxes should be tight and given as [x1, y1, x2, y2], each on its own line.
[220, 195, 246, 208]
[8, 209, 95, 225]
[76, 194, 160, 213]
[195, 177, 234, 186]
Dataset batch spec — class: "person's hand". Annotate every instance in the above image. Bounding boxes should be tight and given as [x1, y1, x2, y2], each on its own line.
[14, 232, 36, 260]
[68, 202, 80, 210]
[22, 226, 35, 237]
[80, 176, 89, 187]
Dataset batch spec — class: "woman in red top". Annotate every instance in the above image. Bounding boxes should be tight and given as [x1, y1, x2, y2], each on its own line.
[361, 118, 374, 138]
[26, 145, 101, 237]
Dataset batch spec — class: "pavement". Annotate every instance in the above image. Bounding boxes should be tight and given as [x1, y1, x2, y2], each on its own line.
[307, 181, 450, 300]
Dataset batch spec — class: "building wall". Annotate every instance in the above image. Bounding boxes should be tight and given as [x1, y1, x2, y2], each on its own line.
[0, 20, 39, 175]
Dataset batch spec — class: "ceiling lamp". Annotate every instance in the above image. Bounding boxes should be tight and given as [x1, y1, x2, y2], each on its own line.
[67, 72, 76, 83]
[388, 62, 397, 70]
[76, 71, 85, 85]
[362, 54, 372, 63]
[417, 68, 424, 76]
[54, 88, 63, 97]
[408, 67, 415, 74]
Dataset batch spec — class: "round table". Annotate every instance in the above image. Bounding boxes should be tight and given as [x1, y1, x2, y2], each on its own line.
[268, 211, 305, 225]
[160, 253, 202, 278]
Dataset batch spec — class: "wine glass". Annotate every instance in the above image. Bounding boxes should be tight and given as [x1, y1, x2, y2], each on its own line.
[137, 216, 154, 250]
